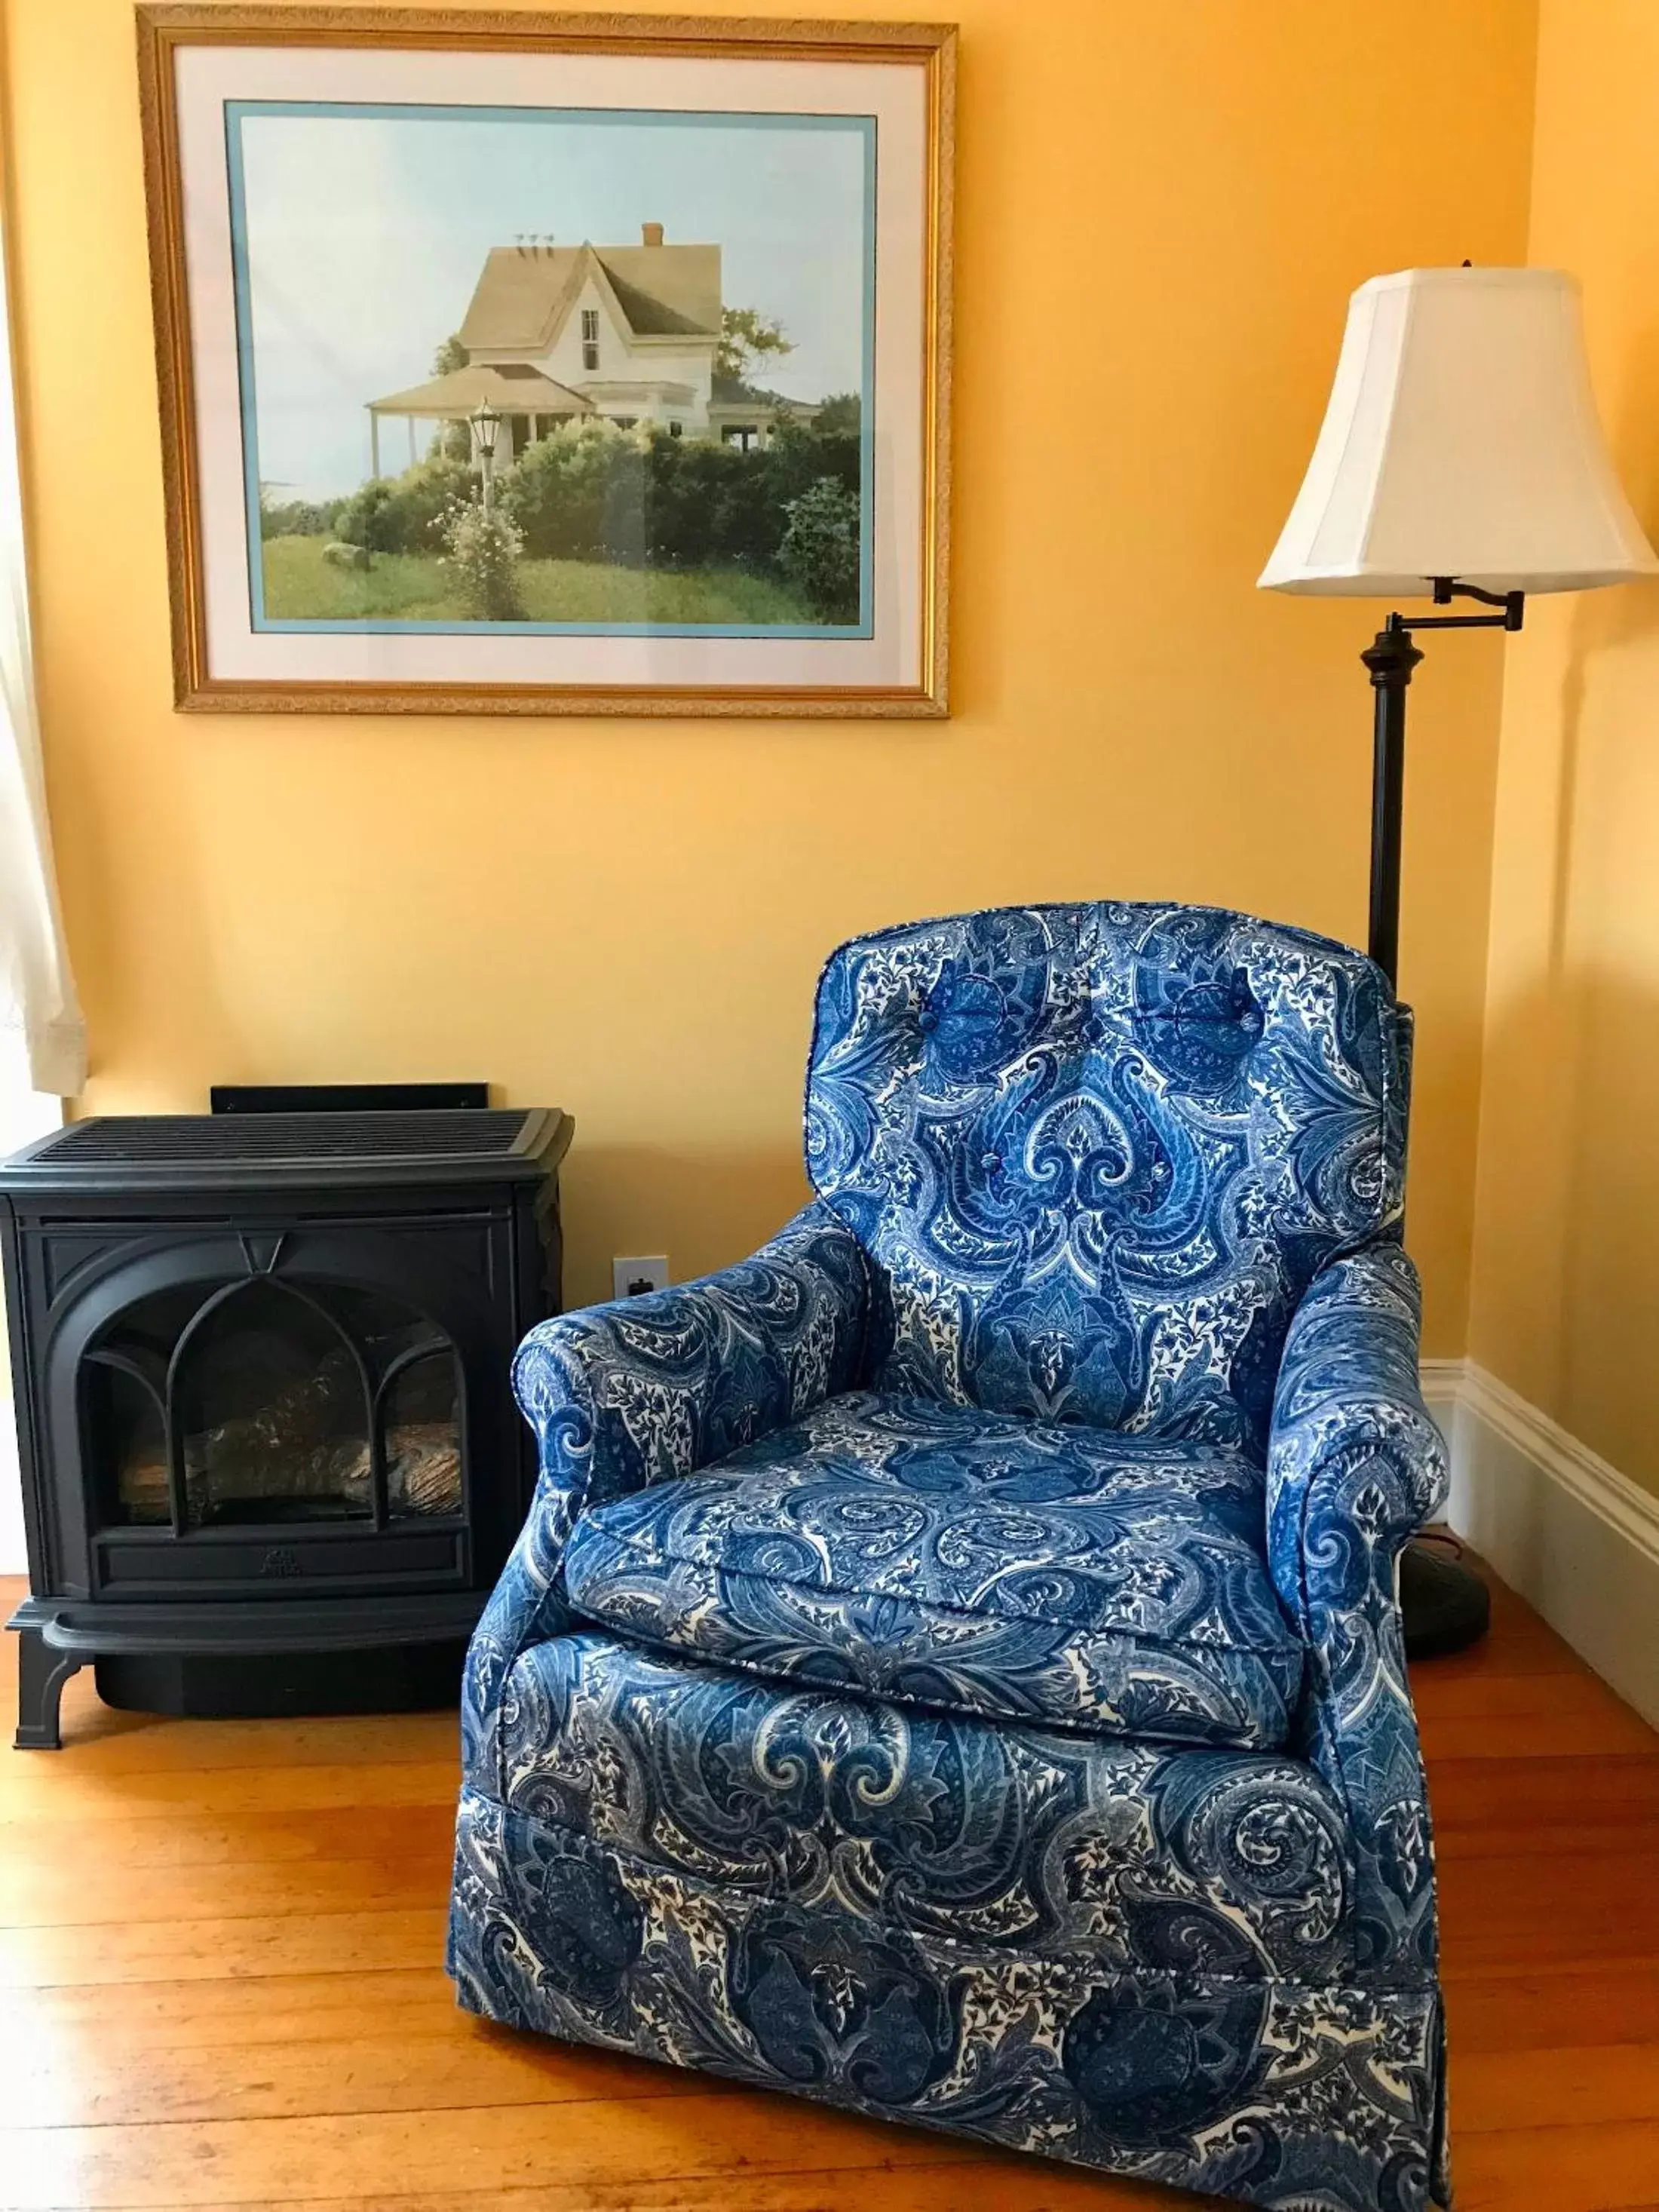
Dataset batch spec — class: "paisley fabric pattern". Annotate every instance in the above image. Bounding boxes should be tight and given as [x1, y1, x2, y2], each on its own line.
[807, 902, 1407, 1452]
[451, 1781, 1444, 2212]
[565, 1391, 1304, 1750]
[461, 1201, 869, 1795]
[1268, 1241, 1448, 1987]
[450, 904, 1453, 2211]
[498, 1632, 1351, 1979]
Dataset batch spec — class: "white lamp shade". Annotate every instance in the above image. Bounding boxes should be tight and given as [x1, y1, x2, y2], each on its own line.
[1259, 267, 1657, 598]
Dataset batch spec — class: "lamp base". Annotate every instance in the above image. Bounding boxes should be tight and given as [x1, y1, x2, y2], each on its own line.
[1400, 1538, 1491, 1660]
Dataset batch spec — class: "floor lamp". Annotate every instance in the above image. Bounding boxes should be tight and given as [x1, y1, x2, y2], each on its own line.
[1260, 266, 1657, 1657]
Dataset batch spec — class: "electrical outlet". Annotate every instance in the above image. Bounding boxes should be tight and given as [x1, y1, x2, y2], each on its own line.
[613, 1254, 671, 1299]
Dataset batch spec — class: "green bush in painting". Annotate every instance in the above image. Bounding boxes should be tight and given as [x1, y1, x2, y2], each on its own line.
[336, 459, 476, 557]
[501, 412, 861, 599]
[811, 392, 862, 439]
[760, 410, 860, 515]
[504, 419, 651, 564]
[336, 477, 399, 555]
[305, 414, 863, 621]
[437, 499, 526, 621]
[259, 492, 348, 539]
[778, 477, 862, 624]
[640, 434, 774, 572]
[381, 458, 477, 554]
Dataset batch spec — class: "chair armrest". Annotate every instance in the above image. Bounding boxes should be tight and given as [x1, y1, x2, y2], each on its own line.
[1267, 1240, 1449, 1981]
[460, 1199, 869, 1790]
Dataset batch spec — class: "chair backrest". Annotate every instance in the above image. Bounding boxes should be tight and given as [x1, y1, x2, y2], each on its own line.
[805, 902, 1409, 1456]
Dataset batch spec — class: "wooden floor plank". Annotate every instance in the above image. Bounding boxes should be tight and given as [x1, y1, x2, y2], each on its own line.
[0, 2017, 705, 2131]
[1455, 2121, 1659, 2210]
[0, 1801, 458, 1873]
[1427, 1752, 1659, 1852]
[1437, 1850, 1659, 1971]
[0, 1906, 448, 1988]
[1446, 1965, 1659, 2053]
[97, 2174, 1213, 2212]
[0, 1758, 460, 1827]
[1411, 1635, 1579, 1683]
[1413, 1665, 1646, 1725]
[1452, 2044, 1659, 2132]
[0, 2092, 979, 2209]
[11, 1968, 460, 2051]
[0, 1836, 453, 1928]
[2, 1557, 1657, 2210]
[1434, 1817, 1659, 1864]
[1411, 1703, 1658, 1761]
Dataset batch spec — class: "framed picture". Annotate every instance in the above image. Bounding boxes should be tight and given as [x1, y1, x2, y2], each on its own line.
[136, 7, 954, 716]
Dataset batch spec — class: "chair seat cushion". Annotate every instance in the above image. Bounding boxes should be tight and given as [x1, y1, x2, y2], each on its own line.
[496, 1631, 1353, 1982]
[563, 1391, 1305, 1751]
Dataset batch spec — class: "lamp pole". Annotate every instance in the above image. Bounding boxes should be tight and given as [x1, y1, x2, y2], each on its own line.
[1360, 622, 1421, 988]
[1360, 581, 1523, 989]
[1352, 579, 1523, 1660]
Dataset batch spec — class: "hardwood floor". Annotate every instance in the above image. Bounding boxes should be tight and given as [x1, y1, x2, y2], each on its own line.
[2, 1563, 1655, 2211]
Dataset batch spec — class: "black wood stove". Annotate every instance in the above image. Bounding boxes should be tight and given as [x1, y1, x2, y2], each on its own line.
[1, 1103, 572, 1746]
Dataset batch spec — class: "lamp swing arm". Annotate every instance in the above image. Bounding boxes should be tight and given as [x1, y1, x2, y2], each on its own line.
[1394, 577, 1527, 633]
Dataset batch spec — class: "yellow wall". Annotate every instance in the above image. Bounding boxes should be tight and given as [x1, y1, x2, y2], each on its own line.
[1467, 0, 1659, 1487]
[2, 0, 1537, 1333]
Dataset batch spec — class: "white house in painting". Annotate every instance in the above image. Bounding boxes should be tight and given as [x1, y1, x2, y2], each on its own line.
[366, 225, 811, 474]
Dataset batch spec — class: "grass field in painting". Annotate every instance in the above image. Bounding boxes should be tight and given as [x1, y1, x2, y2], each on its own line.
[260, 535, 814, 627]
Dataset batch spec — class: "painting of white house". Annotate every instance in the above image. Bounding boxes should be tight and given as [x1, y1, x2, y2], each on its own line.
[145, 18, 948, 713]
[229, 106, 874, 634]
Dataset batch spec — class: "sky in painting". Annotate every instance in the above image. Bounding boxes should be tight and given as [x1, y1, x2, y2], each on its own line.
[234, 106, 870, 501]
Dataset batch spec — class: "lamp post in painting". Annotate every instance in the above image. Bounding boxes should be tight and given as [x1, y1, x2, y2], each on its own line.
[469, 398, 504, 514]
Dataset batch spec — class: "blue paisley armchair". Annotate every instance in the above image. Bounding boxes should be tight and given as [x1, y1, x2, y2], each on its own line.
[449, 903, 1452, 2212]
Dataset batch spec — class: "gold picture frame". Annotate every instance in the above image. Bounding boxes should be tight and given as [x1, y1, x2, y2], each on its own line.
[136, 5, 954, 716]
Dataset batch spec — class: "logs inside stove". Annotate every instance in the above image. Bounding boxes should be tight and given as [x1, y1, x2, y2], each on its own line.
[99, 1281, 465, 1529]
[1, 1101, 572, 1746]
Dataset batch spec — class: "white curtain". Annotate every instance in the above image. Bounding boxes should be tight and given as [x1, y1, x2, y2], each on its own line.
[0, 203, 83, 1097]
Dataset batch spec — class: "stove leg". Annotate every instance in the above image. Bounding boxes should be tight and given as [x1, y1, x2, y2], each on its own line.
[14, 1627, 84, 1750]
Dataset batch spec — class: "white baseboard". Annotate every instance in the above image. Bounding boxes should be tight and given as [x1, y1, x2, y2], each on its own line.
[1418, 1357, 1463, 1429]
[1422, 1355, 1659, 1728]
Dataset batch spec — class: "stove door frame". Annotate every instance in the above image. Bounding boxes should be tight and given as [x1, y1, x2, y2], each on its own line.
[11, 1196, 532, 1604]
